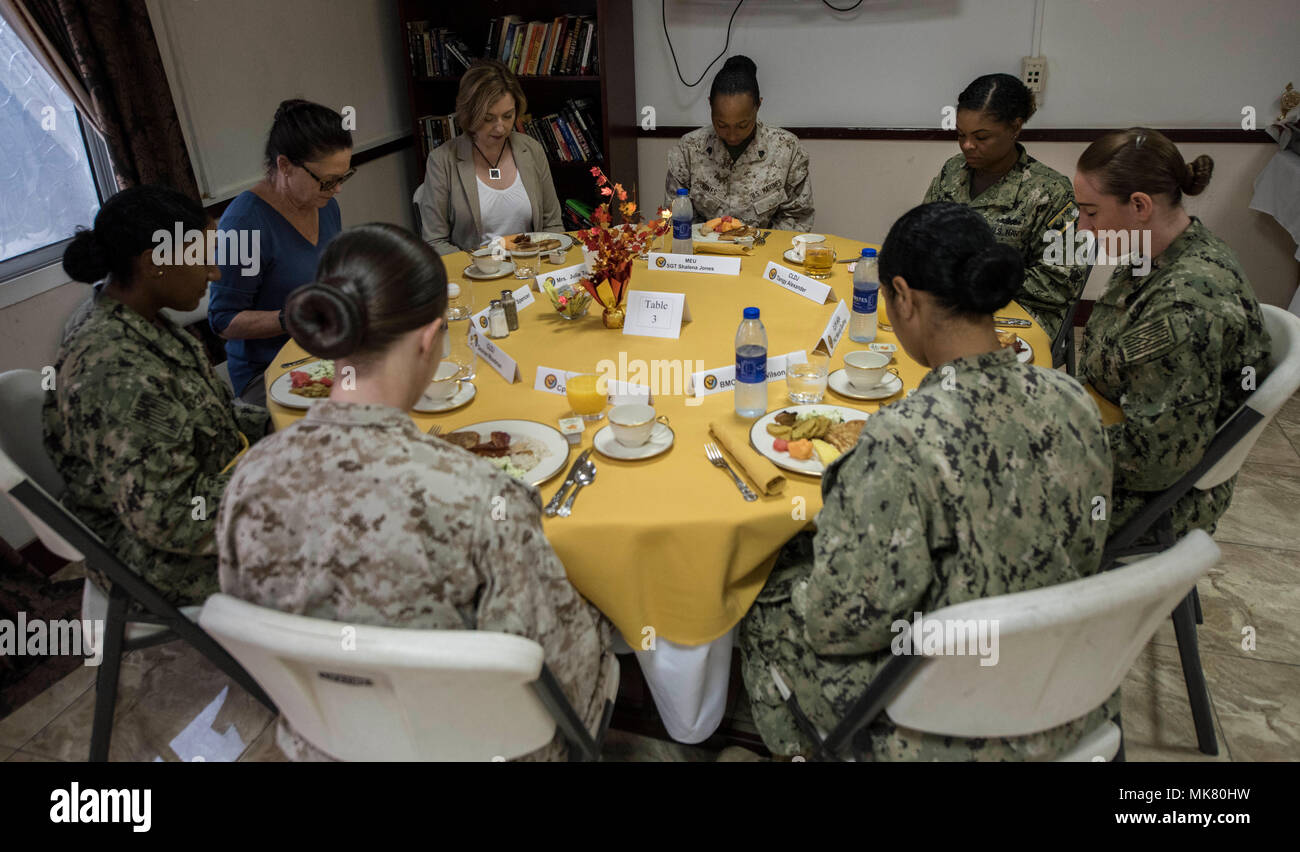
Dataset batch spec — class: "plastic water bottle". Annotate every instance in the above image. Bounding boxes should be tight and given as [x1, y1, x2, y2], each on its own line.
[443, 281, 477, 380]
[734, 307, 768, 418]
[671, 188, 693, 255]
[849, 248, 879, 343]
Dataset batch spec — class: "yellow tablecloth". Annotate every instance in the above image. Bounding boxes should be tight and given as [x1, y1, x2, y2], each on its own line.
[265, 231, 1051, 646]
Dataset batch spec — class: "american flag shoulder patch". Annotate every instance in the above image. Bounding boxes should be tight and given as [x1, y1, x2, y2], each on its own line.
[128, 389, 183, 441]
[1119, 317, 1178, 364]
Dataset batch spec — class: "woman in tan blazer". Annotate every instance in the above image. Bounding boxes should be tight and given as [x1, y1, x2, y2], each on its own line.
[419, 60, 562, 255]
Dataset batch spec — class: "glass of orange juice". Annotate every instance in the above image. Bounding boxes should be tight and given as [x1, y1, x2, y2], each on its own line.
[566, 373, 606, 421]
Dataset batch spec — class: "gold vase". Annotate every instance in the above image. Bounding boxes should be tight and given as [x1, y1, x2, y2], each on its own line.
[602, 304, 626, 329]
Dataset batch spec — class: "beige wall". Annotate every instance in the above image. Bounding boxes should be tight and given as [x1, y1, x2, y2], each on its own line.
[638, 138, 1300, 307]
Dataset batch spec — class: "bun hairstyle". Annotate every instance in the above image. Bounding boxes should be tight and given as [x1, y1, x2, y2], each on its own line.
[285, 223, 448, 362]
[1077, 127, 1214, 205]
[878, 202, 1024, 318]
[957, 73, 1036, 125]
[264, 99, 353, 174]
[709, 55, 760, 103]
[63, 185, 208, 285]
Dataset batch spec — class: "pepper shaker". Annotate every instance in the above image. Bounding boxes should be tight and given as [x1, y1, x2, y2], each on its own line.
[499, 289, 519, 331]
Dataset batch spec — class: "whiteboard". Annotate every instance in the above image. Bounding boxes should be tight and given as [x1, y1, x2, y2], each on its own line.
[148, 0, 410, 202]
[638, 0, 1298, 130]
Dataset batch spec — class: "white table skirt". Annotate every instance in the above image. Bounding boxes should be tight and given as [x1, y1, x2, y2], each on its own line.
[612, 629, 736, 744]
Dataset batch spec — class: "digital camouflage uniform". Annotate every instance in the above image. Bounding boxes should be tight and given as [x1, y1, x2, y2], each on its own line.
[43, 295, 269, 606]
[216, 401, 616, 762]
[923, 144, 1086, 340]
[665, 120, 814, 230]
[1081, 217, 1271, 540]
[740, 347, 1118, 760]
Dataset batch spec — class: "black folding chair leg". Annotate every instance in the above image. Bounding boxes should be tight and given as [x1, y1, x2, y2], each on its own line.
[1192, 586, 1203, 626]
[167, 617, 277, 712]
[1171, 593, 1217, 756]
[89, 584, 130, 762]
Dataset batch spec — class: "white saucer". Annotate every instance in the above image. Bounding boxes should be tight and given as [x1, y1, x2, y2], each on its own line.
[828, 369, 903, 400]
[412, 381, 476, 413]
[463, 262, 516, 280]
[782, 249, 804, 265]
[593, 423, 674, 460]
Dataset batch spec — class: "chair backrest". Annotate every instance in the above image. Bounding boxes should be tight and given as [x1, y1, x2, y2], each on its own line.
[1196, 305, 1300, 488]
[884, 530, 1219, 738]
[411, 182, 426, 238]
[1051, 263, 1092, 367]
[199, 593, 563, 761]
[0, 370, 66, 500]
[159, 291, 211, 328]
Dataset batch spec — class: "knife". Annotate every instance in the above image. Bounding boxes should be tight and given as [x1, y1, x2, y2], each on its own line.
[544, 448, 592, 517]
[993, 316, 1032, 328]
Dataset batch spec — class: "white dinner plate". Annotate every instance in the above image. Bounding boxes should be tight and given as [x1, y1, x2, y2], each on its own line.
[593, 423, 674, 461]
[442, 418, 569, 487]
[269, 361, 330, 409]
[828, 369, 904, 401]
[462, 261, 516, 280]
[1012, 336, 1034, 363]
[412, 381, 476, 414]
[748, 404, 871, 477]
[692, 222, 755, 245]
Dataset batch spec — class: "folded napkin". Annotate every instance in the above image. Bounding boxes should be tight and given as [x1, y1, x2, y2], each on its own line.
[708, 421, 787, 496]
[693, 242, 753, 256]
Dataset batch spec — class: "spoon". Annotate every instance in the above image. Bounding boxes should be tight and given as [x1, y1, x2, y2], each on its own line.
[557, 461, 596, 518]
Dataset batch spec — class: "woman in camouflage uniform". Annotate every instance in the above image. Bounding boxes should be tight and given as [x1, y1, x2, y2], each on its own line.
[216, 224, 615, 761]
[665, 55, 814, 230]
[923, 74, 1086, 340]
[739, 203, 1115, 760]
[44, 186, 270, 607]
[1075, 129, 1271, 541]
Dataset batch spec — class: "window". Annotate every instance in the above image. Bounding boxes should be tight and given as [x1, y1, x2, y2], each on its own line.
[0, 14, 112, 285]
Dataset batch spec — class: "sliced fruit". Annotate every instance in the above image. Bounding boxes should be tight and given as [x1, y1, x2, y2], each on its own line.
[787, 439, 813, 460]
[772, 438, 788, 453]
[811, 439, 840, 466]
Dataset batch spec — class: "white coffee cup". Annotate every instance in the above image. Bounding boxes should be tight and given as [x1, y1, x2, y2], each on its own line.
[843, 350, 891, 389]
[608, 403, 668, 448]
[472, 254, 502, 276]
[791, 233, 826, 262]
[425, 361, 461, 402]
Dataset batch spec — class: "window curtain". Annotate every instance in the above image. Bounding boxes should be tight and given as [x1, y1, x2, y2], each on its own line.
[3, 0, 199, 196]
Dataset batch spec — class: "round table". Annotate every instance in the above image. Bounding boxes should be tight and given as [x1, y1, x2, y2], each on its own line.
[264, 230, 1051, 741]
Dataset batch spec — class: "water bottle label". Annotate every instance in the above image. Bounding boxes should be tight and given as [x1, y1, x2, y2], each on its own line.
[673, 219, 692, 240]
[736, 353, 766, 383]
[853, 288, 878, 314]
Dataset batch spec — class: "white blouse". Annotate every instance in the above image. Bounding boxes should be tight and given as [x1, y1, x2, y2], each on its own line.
[477, 173, 533, 243]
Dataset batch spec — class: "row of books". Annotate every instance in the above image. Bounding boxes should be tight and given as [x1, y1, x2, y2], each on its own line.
[520, 98, 604, 163]
[486, 14, 598, 76]
[417, 114, 461, 159]
[406, 22, 475, 78]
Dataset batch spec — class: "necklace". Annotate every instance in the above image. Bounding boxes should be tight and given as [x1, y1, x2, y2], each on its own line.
[474, 137, 510, 181]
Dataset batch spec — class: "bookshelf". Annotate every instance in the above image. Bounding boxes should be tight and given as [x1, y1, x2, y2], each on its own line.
[396, 0, 638, 230]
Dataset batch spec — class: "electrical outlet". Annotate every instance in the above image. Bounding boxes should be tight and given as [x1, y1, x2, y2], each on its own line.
[1021, 56, 1047, 94]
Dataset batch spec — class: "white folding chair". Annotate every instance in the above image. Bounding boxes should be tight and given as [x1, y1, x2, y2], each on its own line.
[1103, 304, 1300, 754]
[0, 370, 273, 760]
[199, 593, 618, 761]
[777, 530, 1220, 762]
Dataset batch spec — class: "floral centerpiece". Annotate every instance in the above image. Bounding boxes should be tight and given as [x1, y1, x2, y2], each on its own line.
[577, 167, 670, 328]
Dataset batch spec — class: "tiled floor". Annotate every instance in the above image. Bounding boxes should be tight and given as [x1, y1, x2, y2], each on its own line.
[4, 396, 1298, 762]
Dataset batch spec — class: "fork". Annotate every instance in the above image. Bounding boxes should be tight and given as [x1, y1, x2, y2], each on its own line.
[428, 424, 442, 437]
[705, 443, 758, 501]
[754, 230, 771, 246]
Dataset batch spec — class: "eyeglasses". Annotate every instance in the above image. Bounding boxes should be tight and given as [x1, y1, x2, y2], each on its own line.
[297, 161, 356, 192]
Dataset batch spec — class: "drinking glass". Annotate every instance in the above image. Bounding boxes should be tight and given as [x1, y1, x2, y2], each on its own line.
[566, 374, 607, 421]
[787, 353, 829, 404]
[512, 249, 540, 280]
[803, 244, 836, 279]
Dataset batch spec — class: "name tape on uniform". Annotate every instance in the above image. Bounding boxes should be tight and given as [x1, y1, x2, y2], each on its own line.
[764, 261, 832, 304]
[467, 326, 519, 383]
[689, 351, 807, 399]
[648, 252, 741, 276]
[813, 300, 851, 357]
[623, 289, 692, 339]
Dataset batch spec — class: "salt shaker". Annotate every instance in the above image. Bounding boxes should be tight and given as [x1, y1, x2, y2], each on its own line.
[499, 289, 519, 331]
[487, 299, 509, 338]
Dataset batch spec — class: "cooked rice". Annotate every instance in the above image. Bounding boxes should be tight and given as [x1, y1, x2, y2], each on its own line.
[507, 436, 548, 472]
